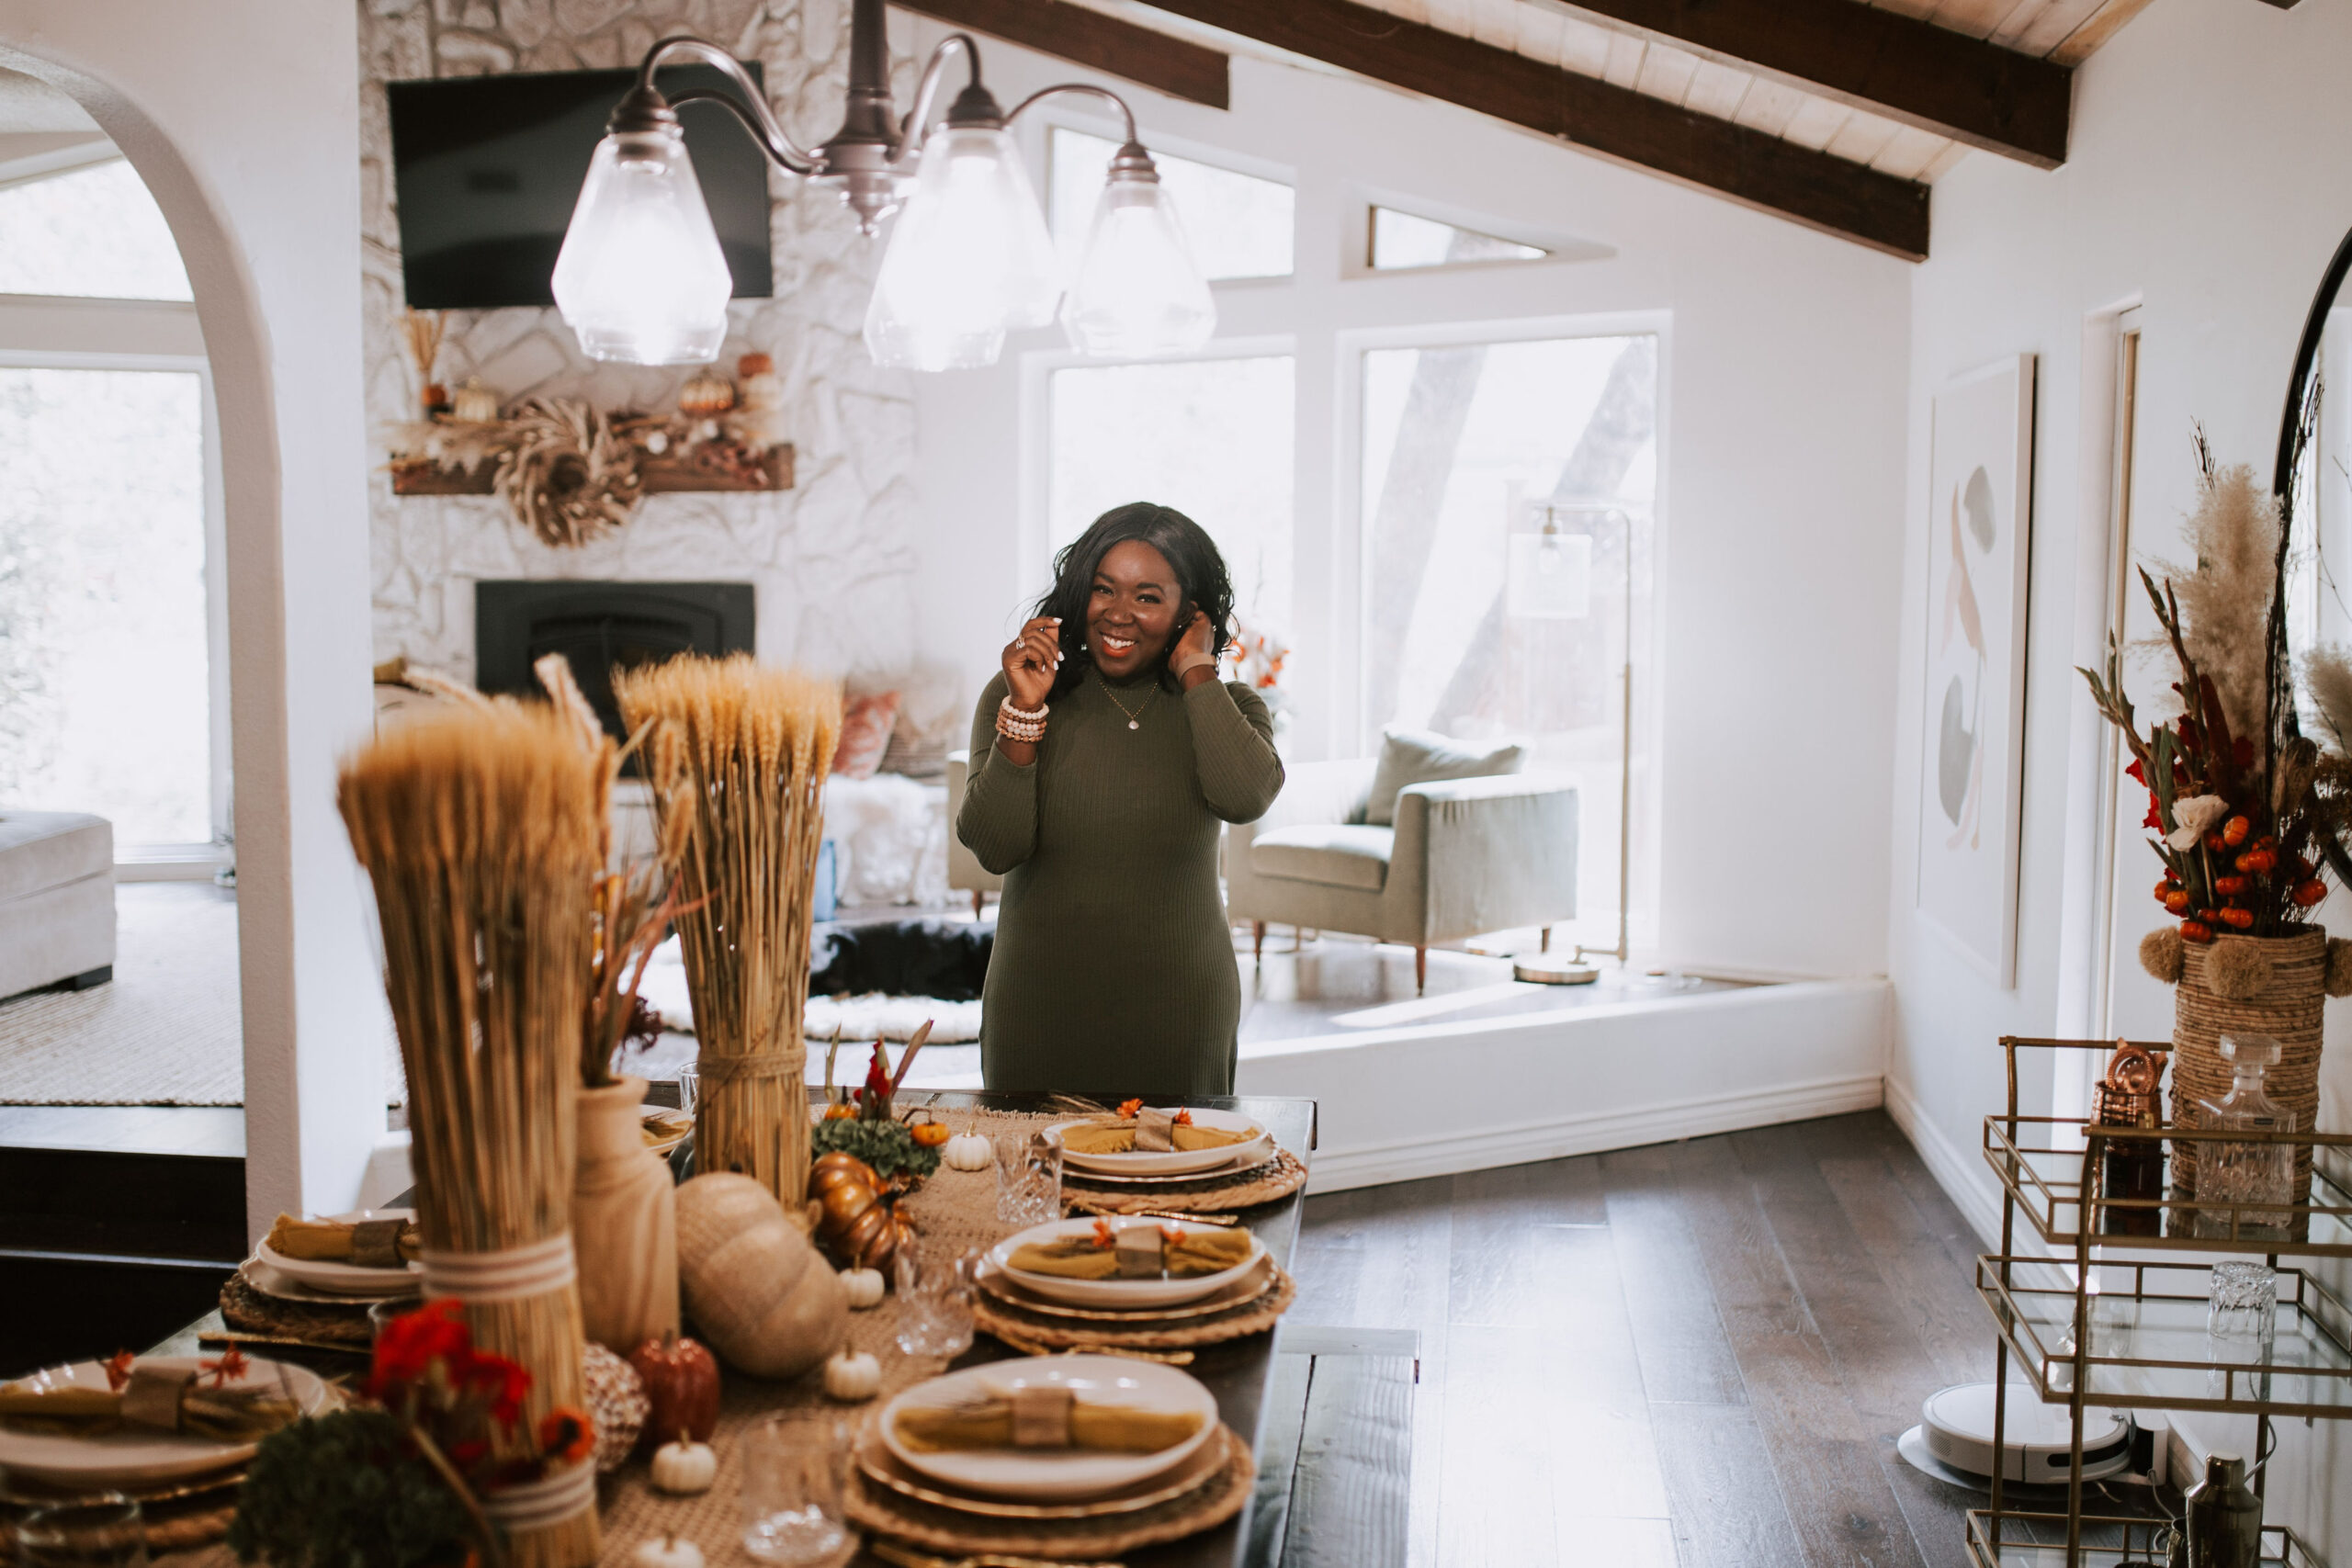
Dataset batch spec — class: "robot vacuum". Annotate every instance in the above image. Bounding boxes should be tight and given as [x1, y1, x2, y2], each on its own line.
[1897, 1383, 2136, 1488]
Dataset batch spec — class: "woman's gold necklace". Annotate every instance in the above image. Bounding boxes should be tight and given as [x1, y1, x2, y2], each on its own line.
[1096, 672, 1156, 730]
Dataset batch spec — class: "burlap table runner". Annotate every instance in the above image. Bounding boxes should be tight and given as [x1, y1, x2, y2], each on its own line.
[158, 1107, 1283, 1567]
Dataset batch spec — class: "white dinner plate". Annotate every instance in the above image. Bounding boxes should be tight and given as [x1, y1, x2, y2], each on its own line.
[880, 1355, 1217, 1501]
[0, 1356, 334, 1489]
[989, 1217, 1266, 1309]
[1049, 1108, 1269, 1177]
[240, 1258, 415, 1307]
[254, 1208, 424, 1296]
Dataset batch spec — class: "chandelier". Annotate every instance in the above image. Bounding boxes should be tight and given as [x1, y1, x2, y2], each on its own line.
[550, 0, 1215, 371]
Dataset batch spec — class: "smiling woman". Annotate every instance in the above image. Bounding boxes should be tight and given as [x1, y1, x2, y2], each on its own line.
[956, 502, 1285, 1096]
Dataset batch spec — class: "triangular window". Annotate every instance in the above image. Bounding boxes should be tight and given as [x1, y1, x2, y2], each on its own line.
[1367, 205, 1544, 271]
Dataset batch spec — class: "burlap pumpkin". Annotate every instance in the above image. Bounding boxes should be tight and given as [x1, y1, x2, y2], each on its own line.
[674, 1173, 847, 1379]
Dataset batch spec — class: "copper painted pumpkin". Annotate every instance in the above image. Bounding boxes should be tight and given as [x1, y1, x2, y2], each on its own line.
[808, 1151, 913, 1272]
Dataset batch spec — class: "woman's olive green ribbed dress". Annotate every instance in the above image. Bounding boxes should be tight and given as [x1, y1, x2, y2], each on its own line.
[957, 671, 1284, 1098]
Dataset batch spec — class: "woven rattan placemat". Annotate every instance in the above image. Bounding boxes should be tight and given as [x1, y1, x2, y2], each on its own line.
[842, 1424, 1252, 1560]
[1063, 1147, 1309, 1216]
[219, 1270, 378, 1348]
[974, 1267, 1296, 1352]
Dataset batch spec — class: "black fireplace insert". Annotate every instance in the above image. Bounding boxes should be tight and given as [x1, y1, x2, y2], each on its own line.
[475, 580, 754, 746]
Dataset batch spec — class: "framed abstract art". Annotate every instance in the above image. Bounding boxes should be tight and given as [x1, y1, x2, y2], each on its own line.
[1917, 354, 2036, 986]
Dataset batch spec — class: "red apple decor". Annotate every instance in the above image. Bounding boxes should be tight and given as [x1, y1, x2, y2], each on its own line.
[628, 1330, 720, 1450]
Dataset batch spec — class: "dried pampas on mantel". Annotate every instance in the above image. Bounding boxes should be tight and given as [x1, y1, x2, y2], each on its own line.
[337, 701, 607, 1568]
[616, 656, 841, 1205]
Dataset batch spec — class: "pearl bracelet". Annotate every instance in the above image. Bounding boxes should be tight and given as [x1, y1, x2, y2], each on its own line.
[997, 695, 1048, 743]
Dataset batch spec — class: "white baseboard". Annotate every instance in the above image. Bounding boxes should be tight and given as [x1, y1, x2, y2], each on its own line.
[1883, 1072, 2007, 1250]
[1306, 1069, 1885, 1191]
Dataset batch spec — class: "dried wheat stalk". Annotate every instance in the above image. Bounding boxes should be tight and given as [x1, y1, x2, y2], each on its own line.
[614, 656, 841, 1203]
[338, 702, 605, 1568]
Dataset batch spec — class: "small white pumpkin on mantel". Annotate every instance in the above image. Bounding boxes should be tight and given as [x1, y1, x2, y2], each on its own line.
[631, 1536, 705, 1568]
[649, 1437, 718, 1495]
[941, 1131, 991, 1172]
[823, 1345, 882, 1403]
[841, 1268, 886, 1310]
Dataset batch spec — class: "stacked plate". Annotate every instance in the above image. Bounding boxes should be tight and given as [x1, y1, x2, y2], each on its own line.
[1049, 1108, 1273, 1187]
[982, 1218, 1269, 1312]
[243, 1208, 424, 1304]
[0, 1356, 334, 1498]
[858, 1356, 1232, 1520]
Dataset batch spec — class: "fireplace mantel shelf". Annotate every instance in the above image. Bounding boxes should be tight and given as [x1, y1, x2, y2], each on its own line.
[390, 445, 795, 496]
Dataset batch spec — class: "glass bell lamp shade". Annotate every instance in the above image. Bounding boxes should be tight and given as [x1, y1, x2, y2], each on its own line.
[1061, 177, 1214, 358]
[864, 126, 1062, 372]
[552, 130, 734, 366]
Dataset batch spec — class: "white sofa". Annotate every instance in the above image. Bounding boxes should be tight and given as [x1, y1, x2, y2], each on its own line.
[1224, 758, 1578, 991]
[944, 750, 1001, 917]
[0, 810, 116, 998]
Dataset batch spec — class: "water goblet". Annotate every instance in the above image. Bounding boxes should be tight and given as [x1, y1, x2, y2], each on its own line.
[894, 1238, 978, 1359]
[11, 1495, 147, 1568]
[675, 1063, 700, 1116]
[993, 1131, 1063, 1226]
[740, 1416, 851, 1566]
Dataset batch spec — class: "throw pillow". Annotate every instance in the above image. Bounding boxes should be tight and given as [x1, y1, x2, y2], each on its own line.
[832, 692, 901, 779]
[1363, 726, 1525, 826]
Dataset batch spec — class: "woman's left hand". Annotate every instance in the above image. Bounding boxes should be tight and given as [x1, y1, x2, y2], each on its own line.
[1168, 608, 1218, 687]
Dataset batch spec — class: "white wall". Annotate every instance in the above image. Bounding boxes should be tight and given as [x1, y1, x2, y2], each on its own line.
[1887, 0, 2352, 1551]
[0, 2, 386, 1236]
[906, 27, 1913, 981]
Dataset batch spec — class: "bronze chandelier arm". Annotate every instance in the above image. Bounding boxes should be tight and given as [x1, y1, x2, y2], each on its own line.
[626, 34, 822, 176]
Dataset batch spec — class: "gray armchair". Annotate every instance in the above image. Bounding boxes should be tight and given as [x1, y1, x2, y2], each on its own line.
[1223, 758, 1578, 992]
[944, 750, 1001, 917]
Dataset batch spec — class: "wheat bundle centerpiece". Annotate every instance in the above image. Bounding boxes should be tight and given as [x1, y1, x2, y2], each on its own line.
[616, 655, 841, 1204]
[338, 700, 606, 1568]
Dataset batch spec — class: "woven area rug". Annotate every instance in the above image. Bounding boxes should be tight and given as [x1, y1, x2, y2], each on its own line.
[0, 883, 243, 1106]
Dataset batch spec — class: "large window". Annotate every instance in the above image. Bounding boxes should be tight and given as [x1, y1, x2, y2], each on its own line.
[1045, 353, 1295, 633]
[1358, 331, 1657, 945]
[0, 153, 220, 864]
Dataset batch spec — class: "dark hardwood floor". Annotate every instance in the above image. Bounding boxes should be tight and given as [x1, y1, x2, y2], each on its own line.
[1286, 1110, 2002, 1568]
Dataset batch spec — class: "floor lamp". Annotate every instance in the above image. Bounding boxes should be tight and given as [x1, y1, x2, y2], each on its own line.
[1510, 502, 1635, 987]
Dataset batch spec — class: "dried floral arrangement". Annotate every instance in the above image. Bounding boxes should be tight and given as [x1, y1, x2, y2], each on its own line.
[385, 350, 789, 549]
[2080, 437, 2352, 945]
[337, 699, 607, 1568]
[615, 655, 841, 1204]
[811, 1027, 942, 1182]
[1221, 611, 1292, 725]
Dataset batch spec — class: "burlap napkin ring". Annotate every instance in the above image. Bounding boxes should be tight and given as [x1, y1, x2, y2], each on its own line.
[1135, 1108, 1177, 1152]
[121, 1365, 199, 1431]
[1010, 1385, 1076, 1448]
[350, 1219, 410, 1269]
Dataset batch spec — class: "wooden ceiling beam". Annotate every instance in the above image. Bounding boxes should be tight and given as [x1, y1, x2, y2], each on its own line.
[889, 0, 1230, 111]
[1529, 0, 2070, 168]
[1136, 0, 1929, 259]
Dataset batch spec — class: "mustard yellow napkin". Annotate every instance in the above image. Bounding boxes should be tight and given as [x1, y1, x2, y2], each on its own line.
[1009, 1224, 1252, 1280]
[894, 1397, 1203, 1454]
[265, 1213, 420, 1265]
[1060, 1119, 1255, 1156]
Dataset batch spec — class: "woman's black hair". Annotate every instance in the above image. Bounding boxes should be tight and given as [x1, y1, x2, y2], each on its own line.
[1035, 502, 1234, 697]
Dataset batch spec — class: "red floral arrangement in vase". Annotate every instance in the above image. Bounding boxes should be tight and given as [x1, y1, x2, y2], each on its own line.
[369, 1300, 594, 1495]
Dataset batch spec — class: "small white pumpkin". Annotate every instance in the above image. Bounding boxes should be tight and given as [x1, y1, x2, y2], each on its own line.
[449, 378, 500, 423]
[823, 1345, 882, 1403]
[631, 1536, 705, 1568]
[942, 1132, 991, 1171]
[841, 1268, 886, 1310]
[649, 1438, 718, 1495]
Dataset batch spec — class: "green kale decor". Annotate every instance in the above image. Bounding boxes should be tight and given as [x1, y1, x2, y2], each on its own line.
[228, 1409, 479, 1568]
[809, 1116, 938, 1181]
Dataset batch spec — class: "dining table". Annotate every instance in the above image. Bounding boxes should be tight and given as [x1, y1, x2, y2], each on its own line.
[141, 1087, 1318, 1568]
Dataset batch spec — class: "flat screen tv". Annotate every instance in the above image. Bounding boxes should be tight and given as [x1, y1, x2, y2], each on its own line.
[387, 64, 775, 310]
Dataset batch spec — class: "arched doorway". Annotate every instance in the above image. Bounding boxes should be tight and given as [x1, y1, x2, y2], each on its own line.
[0, 65, 243, 1116]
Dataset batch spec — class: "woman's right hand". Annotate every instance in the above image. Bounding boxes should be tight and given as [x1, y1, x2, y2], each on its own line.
[1001, 616, 1061, 710]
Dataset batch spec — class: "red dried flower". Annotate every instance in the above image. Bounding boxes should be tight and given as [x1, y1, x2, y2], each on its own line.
[201, 1344, 251, 1388]
[1116, 1098, 1144, 1120]
[103, 1350, 136, 1393]
[1091, 1217, 1116, 1249]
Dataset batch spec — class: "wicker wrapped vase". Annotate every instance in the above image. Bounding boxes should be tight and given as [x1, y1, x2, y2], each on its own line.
[2170, 927, 2325, 1232]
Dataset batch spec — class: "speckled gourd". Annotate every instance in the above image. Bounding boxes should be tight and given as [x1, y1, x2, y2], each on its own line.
[673, 1173, 846, 1379]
